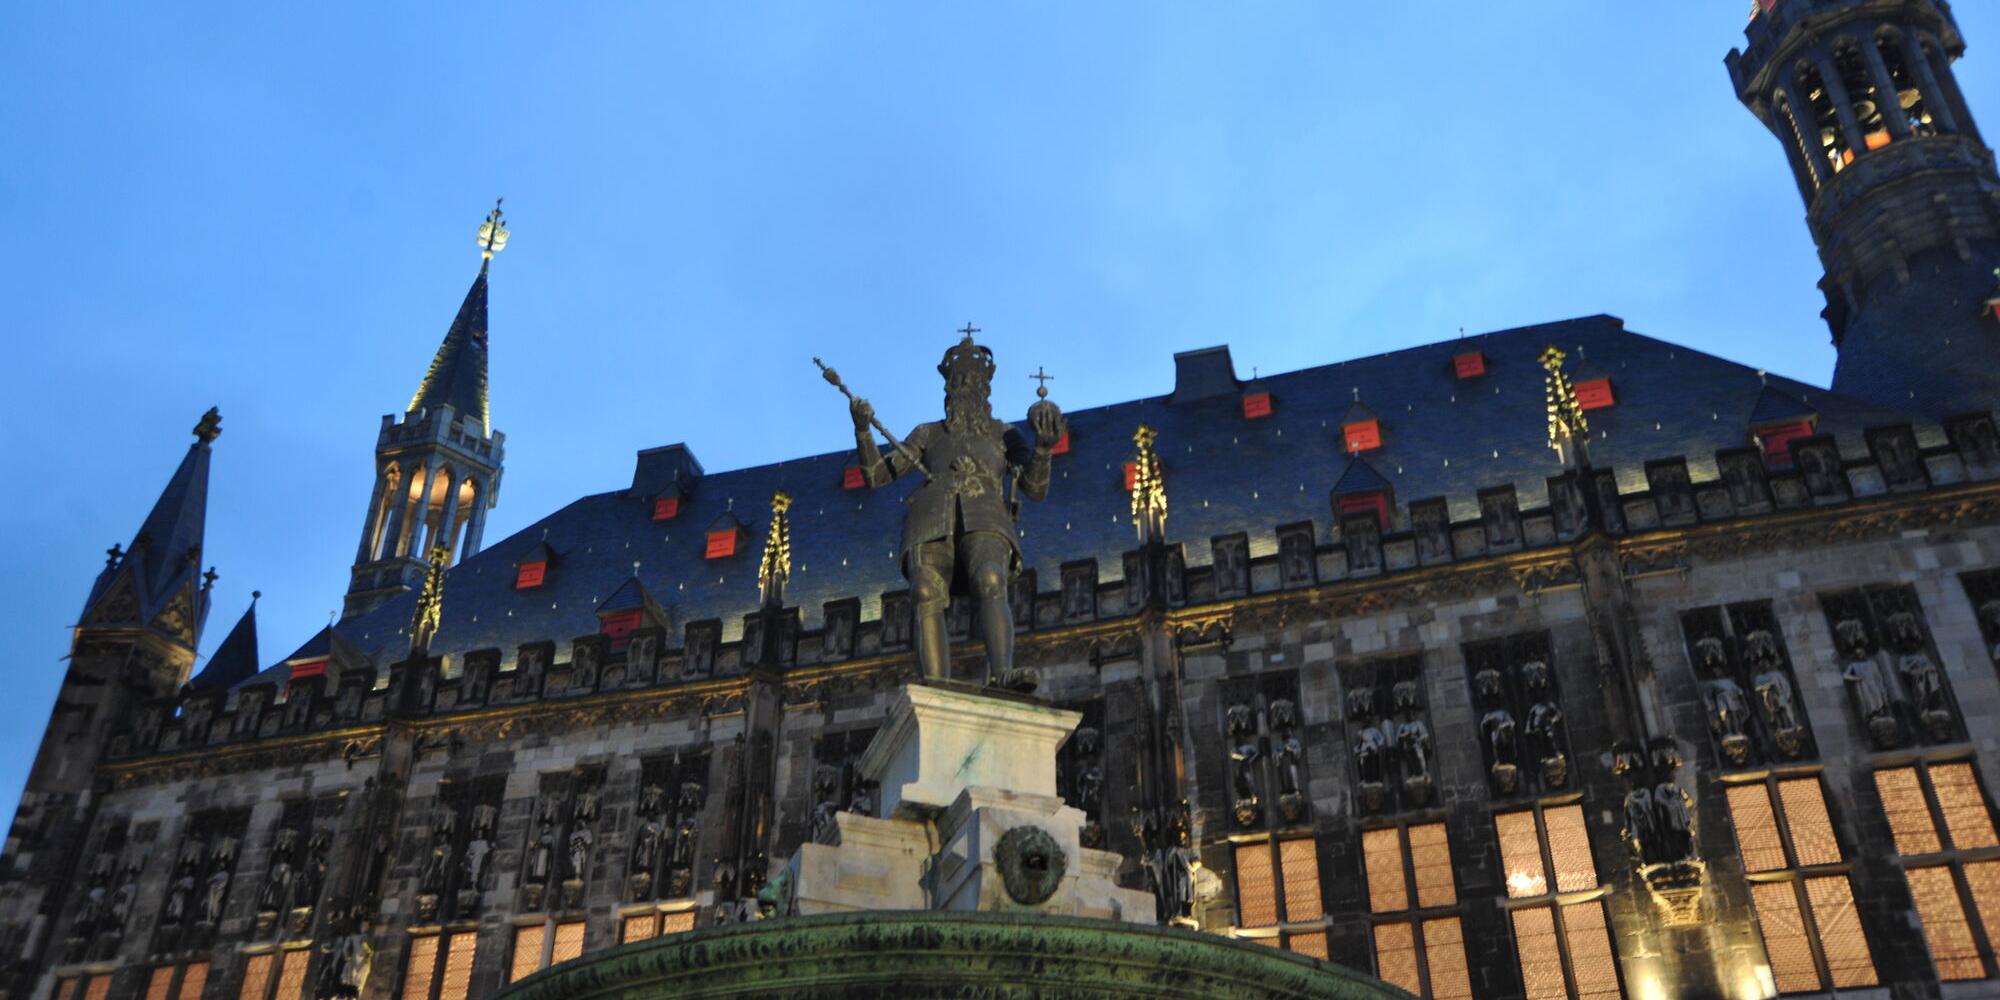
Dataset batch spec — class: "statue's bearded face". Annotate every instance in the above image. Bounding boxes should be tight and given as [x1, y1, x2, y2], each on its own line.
[944, 372, 992, 431]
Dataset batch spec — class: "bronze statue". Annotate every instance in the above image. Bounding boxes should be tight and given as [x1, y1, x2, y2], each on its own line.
[835, 329, 1066, 684]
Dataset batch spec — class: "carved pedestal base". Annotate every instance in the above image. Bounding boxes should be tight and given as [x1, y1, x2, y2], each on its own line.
[1232, 797, 1261, 828]
[1923, 709, 1955, 742]
[1718, 734, 1750, 766]
[1773, 728, 1805, 759]
[561, 879, 584, 910]
[519, 883, 546, 912]
[1357, 782, 1386, 814]
[414, 893, 440, 923]
[455, 888, 481, 915]
[1867, 714, 1902, 750]
[1640, 860, 1706, 927]
[1278, 791, 1308, 822]
[254, 909, 278, 934]
[1540, 755, 1569, 789]
[1490, 762, 1520, 794]
[1400, 777, 1432, 807]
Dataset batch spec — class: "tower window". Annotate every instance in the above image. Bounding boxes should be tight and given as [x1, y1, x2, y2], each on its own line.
[1794, 63, 1854, 174]
[515, 561, 547, 589]
[1833, 43, 1891, 153]
[621, 908, 697, 943]
[1343, 419, 1382, 453]
[1232, 837, 1328, 957]
[1453, 351, 1486, 380]
[1242, 391, 1273, 419]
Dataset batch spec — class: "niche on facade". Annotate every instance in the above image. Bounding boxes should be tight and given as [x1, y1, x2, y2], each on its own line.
[1821, 585, 1960, 749]
[1463, 633, 1571, 799]
[1340, 655, 1434, 816]
[1681, 602, 1813, 768]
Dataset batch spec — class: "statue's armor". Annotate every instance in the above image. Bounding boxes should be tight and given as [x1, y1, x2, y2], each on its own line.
[878, 418, 1046, 574]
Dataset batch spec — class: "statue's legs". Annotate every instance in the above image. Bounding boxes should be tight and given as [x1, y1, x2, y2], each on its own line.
[962, 532, 1014, 683]
[908, 540, 953, 681]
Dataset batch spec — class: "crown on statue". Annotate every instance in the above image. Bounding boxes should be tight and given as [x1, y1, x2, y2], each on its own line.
[939, 332, 996, 387]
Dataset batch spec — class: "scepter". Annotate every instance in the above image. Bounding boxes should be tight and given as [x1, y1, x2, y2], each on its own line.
[813, 357, 932, 480]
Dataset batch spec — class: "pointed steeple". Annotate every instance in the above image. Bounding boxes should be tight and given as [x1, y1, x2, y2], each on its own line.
[82, 409, 220, 647]
[407, 268, 491, 431]
[185, 593, 259, 693]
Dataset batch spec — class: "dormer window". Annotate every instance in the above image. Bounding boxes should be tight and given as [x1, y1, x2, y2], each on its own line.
[1051, 430, 1071, 455]
[652, 495, 681, 521]
[1575, 378, 1615, 411]
[288, 658, 327, 681]
[1756, 421, 1817, 468]
[515, 561, 547, 589]
[1242, 391, 1273, 420]
[599, 609, 643, 647]
[1343, 420, 1382, 454]
[1336, 490, 1390, 531]
[842, 465, 867, 490]
[705, 530, 739, 559]
[1453, 351, 1487, 379]
[1123, 462, 1139, 491]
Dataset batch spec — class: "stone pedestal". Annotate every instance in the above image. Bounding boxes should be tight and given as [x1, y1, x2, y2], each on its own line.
[786, 682, 1150, 923]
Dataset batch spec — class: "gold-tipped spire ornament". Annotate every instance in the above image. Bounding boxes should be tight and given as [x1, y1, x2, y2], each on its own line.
[478, 198, 510, 267]
[1540, 345, 1589, 467]
[410, 543, 450, 658]
[1131, 423, 1167, 543]
[759, 490, 793, 607]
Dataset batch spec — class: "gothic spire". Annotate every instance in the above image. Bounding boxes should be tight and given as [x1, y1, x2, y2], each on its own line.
[407, 202, 506, 431]
[184, 592, 258, 693]
[82, 409, 220, 645]
[759, 490, 793, 609]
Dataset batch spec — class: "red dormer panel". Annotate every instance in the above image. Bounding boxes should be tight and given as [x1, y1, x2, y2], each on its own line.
[1575, 378, 1615, 411]
[1051, 430, 1071, 455]
[1123, 462, 1138, 491]
[515, 561, 547, 589]
[599, 609, 643, 650]
[842, 465, 867, 490]
[652, 496, 681, 521]
[1756, 421, 1816, 468]
[1336, 491, 1390, 530]
[705, 529, 739, 560]
[1242, 392, 1273, 420]
[1453, 351, 1486, 379]
[1343, 420, 1382, 454]
[288, 658, 328, 681]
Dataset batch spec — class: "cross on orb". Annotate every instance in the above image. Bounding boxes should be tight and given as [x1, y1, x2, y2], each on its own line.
[1029, 366, 1055, 399]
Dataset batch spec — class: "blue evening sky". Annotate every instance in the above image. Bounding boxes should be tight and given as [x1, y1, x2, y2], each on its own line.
[4, 3, 1994, 819]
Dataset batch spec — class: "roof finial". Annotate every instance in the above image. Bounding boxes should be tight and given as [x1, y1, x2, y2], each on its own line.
[1540, 344, 1589, 468]
[1130, 424, 1167, 544]
[202, 566, 219, 591]
[193, 407, 223, 444]
[957, 322, 981, 342]
[251, 589, 262, 603]
[759, 490, 793, 607]
[1029, 366, 1055, 399]
[1352, 386, 1360, 402]
[1756, 369, 1768, 386]
[478, 198, 510, 270]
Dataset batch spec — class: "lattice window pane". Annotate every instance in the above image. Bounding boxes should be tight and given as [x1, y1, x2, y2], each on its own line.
[82, 978, 109, 1000]
[1287, 930, 1329, 960]
[145, 967, 174, 1000]
[1964, 861, 2000, 958]
[660, 910, 696, 934]
[1510, 906, 1567, 1000]
[177, 963, 208, 1000]
[243, 952, 281, 1000]
[1562, 901, 1622, 1000]
[1749, 881, 1822, 994]
[1422, 916, 1474, 1000]
[54, 978, 77, 1000]
[509, 925, 546, 983]
[1873, 767, 1941, 855]
[1235, 843, 1279, 928]
[551, 920, 586, 966]
[1279, 838, 1323, 922]
[1805, 875, 1878, 988]
[1410, 822, 1456, 908]
[274, 950, 310, 1000]
[621, 913, 659, 944]
[1931, 763, 1999, 850]
[1725, 784, 1787, 872]
[1362, 828, 1408, 913]
[439, 930, 478, 1000]
[1779, 778, 1842, 866]
[1544, 805, 1597, 893]
[1906, 866, 1983, 980]
[1372, 921, 1422, 996]
[1496, 811, 1547, 898]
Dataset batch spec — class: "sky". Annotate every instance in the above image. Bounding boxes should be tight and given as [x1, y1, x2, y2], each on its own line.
[2, 3, 1995, 821]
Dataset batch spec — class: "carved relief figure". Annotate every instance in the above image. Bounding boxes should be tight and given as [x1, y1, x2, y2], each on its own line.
[1226, 703, 1261, 827]
[1702, 677, 1753, 764]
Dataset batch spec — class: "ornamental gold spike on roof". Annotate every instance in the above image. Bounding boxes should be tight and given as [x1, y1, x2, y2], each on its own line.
[759, 490, 793, 605]
[1130, 424, 1167, 543]
[410, 543, 450, 658]
[1540, 344, 1588, 466]
[478, 198, 509, 265]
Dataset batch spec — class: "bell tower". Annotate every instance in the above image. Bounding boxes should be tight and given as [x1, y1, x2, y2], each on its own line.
[342, 204, 509, 621]
[1728, 0, 2000, 419]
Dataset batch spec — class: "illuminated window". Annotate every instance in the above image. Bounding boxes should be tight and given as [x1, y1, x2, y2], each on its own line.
[515, 561, 547, 589]
[1573, 378, 1614, 411]
[1343, 419, 1382, 453]
[145, 967, 174, 1000]
[1452, 351, 1486, 380]
[239, 954, 277, 1000]
[651, 495, 680, 520]
[1242, 391, 1273, 420]
[509, 919, 588, 983]
[704, 529, 739, 559]
[403, 930, 479, 1000]
[841, 466, 867, 490]
[54, 978, 78, 1000]
[1726, 774, 1880, 993]
[147, 966, 215, 1000]
[1363, 823, 1471, 999]
[1754, 420, 1815, 468]
[81, 978, 109, 1000]
[1493, 805, 1615, 999]
[177, 963, 208, 1000]
[273, 949, 310, 1000]
[1233, 838, 1326, 959]
[1872, 760, 2000, 981]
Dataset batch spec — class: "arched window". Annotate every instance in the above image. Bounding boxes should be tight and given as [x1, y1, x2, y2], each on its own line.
[369, 465, 403, 561]
[1877, 29, 1937, 137]
[1831, 40, 1891, 152]
[1794, 62, 1852, 174]
[1919, 35, 1974, 139]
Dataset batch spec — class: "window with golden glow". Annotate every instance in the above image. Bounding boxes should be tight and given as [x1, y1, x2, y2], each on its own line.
[1492, 805, 1617, 999]
[143, 962, 210, 1000]
[1727, 773, 1880, 993]
[81, 977, 109, 1000]
[53, 977, 78, 1000]
[402, 930, 479, 1000]
[1361, 823, 1470, 999]
[1871, 759, 2000, 981]
[508, 919, 589, 982]
[145, 967, 174, 1000]
[240, 953, 278, 1000]
[1233, 837, 1327, 959]
[177, 963, 208, 1000]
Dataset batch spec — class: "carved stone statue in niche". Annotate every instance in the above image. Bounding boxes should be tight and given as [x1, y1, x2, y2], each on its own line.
[1524, 700, 1567, 787]
[1649, 744, 1696, 865]
[668, 817, 697, 896]
[1226, 703, 1261, 827]
[315, 908, 372, 1000]
[459, 806, 495, 911]
[1752, 669, 1804, 758]
[1353, 725, 1388, 813]
[1269, 700, 1307, 821]
[1842, 657, 1902, 749]
[418, 813, 455, 895]
[1396, 718, 1433, 804]
[1072, 725, 1105, 847]
[1213, 535, 1249, 597]
[260, 828, 298, 916]
[163, 840, 202, 925]
[1614, 748, 1658, 865]
[1481, 708, 1520, 793]
[1898, 651, 1952, 740]
[683, 626, 716, 678]
[1702, 677, 1753, 765]
[810, 764, 842, 846]
[1278, 530, 1315, 586]
[199, 839, 236, 926]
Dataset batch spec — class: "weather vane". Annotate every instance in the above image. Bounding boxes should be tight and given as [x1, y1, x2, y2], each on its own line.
[478, 198, 510, 265]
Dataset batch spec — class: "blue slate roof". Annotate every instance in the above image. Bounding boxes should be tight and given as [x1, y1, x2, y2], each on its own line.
[189, 598, 258, 693]
[407, 269, 490, 430]
[256, 313, 1926, 681]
